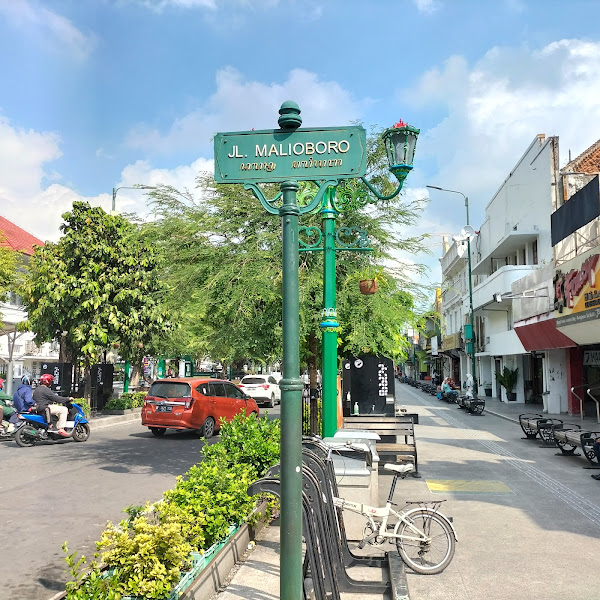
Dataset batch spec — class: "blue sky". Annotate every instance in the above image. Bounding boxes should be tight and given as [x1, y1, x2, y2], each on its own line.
[2, 0, 600, 287]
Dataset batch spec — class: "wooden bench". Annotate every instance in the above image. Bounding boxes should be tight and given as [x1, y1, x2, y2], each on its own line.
[343, 415, 419, 477]
[553, 426, 600, 467]
[518, 413, 565, 446]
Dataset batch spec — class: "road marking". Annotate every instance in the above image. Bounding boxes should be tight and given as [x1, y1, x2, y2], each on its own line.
[427, 479, 513, 494]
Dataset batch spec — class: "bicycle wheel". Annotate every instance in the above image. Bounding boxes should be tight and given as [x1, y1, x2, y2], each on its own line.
[395, 509, 455, 575]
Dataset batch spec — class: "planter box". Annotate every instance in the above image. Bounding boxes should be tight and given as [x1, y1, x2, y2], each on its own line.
[507, 392, 517, 401]
[50, 501, 271, 600]
[484, 389, 492, 397]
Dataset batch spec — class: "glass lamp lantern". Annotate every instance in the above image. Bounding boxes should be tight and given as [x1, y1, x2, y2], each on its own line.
[382, 123, 420, 183]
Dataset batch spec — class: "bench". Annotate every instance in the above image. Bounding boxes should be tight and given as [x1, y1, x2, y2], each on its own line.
[343, 415, 420, 477]
[457, 395, 485, 415]
[518, 413, 566, 446]
[553, 426, 600, 468]
[248, 440, 409, 600]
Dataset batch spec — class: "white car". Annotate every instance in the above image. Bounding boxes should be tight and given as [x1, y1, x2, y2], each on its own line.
[238, 374, 281, 408]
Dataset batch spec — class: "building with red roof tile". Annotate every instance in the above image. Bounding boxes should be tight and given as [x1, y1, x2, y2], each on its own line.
[0, 215, 44, 256]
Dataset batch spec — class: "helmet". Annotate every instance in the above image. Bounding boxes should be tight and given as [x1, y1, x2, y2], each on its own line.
[40, 373, 54, 386]
[21, 375, 32, 385]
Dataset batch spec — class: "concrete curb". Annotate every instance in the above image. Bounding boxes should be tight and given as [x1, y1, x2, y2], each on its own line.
[89, 412, 143, 429]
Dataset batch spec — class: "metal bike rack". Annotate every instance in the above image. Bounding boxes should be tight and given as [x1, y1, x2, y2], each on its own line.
[571, 380, 600, 421]
[586, 385, 600, 424]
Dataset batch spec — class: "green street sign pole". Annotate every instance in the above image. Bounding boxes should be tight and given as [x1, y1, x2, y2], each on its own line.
[215, 101, 417, 597]
[278, 179, 304, 600]
[320, 187, 339, 438]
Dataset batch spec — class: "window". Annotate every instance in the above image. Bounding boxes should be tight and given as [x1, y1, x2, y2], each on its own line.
[224, 383, 244, 399]
[532, 240, 538, 264]
[196, 384, 208, 396]
[148, 382, 191, 398]
[209, 382, 227, 397]
[241, 376, 268, 385]
[521, 248, 526, 265]
[268, 376, 277, 384]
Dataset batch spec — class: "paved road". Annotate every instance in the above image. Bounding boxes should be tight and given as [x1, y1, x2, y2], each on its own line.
[382, 384, 600, 600]
[0, 406, 278, 600]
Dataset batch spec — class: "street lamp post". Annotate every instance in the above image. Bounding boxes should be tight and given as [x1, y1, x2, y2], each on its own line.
[111, 184, 156, 213]
[214, 103, 417, 598]
[111, 183, 157, 392]
[301, 120, 420, 437]
[427, 185, 477, 394]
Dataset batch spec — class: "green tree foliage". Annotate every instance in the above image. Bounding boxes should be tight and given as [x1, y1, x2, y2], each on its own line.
[144, 126, 430, 365]
[0, 236, 18, 299]
[21, 202, 169, 373]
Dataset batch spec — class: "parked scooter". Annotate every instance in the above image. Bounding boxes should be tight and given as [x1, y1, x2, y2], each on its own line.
[14, 401, 90, 447]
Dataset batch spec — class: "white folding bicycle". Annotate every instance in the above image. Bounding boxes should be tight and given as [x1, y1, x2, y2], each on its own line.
[333, 463, 457, 574]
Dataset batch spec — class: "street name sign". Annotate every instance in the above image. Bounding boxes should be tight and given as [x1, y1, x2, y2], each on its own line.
[214, 126, 367, 183]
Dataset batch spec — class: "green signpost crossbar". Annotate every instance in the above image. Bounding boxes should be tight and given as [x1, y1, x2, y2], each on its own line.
[214, 126, 367, 183]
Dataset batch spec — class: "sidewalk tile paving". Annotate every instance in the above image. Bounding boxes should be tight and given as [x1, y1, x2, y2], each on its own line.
[209, 383, 600, 600]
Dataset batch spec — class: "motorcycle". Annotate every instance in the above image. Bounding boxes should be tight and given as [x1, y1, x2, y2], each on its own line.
[14, 401, 90, 447]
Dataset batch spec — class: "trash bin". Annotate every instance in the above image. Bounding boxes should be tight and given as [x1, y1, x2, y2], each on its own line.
[322, 433, 380, 541]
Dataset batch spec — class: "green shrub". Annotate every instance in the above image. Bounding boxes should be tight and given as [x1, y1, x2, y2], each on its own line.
[64, 411, 281, 598]
[204, 412, 280, 476]
[105, 392, 147, 410]
[164, 448, 256, 549]
[96, 504, 192, 600]
[75, 398, 92, 417]
[63, 543, 122, 600]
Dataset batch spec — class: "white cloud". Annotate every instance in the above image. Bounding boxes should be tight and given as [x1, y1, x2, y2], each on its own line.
[0, 113, 213, 242]
[125, 67, 365, 154]
[403, 39, 600, 224]
[114, 157, 214, 215]
[131, 0, 282, 12]
[0, 0, 96, 61]
[412, 0, 441, 14]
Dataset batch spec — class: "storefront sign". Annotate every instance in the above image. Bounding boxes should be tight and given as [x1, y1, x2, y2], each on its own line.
[583, 350, 600, 366]
[555, 247, 600, 327]
[214, 126, 367, 183]
[442, 332, 461, 351]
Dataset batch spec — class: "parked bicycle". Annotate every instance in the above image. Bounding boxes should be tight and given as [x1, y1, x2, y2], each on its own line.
[332, 458, 457, 574]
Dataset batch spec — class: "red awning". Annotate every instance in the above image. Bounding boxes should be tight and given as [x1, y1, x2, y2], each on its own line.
[514, 318, 577, 352]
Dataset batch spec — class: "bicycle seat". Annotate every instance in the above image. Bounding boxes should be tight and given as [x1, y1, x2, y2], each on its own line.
[383, 463, 414, 474]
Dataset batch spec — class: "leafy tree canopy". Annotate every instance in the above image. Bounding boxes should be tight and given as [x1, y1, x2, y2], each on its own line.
[0, 236, 18, 298]
[21, 202, 170, 364]
[144, 126, 432, 365]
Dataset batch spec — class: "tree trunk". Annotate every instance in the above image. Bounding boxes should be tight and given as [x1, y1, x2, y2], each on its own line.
[130, 363, 142, 389]
[308, 332, 320, 435]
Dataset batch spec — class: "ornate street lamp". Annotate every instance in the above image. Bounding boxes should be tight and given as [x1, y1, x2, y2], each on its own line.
[300, 119, 419, 438]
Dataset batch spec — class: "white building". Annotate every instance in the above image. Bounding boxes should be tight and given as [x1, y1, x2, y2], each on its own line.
[440, 134, 574, 407]
[0, 216, 59, 393]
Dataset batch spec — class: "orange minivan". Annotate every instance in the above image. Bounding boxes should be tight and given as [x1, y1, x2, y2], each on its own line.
[141, 377, 260, 438]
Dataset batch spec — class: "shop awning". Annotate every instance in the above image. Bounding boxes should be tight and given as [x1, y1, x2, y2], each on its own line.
[514, 317, 577, 352]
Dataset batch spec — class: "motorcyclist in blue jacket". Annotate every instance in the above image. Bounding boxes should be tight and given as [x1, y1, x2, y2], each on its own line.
[13, 375, 35, 414]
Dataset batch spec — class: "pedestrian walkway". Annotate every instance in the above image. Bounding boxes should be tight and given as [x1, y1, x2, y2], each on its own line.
[478, 395, 565, 423]
[211, 382, 600, 600]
